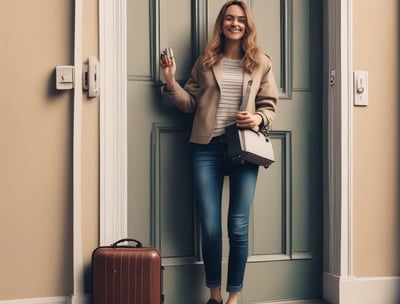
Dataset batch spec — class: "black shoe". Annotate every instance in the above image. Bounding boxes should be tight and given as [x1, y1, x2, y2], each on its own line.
[207, 299, 223, 304]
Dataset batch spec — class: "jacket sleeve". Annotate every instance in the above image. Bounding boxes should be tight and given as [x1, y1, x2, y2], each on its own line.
[162, 58, 202, 114]
[255, 55, 279, 129]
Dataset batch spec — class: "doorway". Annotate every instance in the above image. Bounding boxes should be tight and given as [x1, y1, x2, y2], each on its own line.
[99, 0, 354, 303]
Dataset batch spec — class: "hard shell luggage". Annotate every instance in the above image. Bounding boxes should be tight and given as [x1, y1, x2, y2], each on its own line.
[92, 238, 164, 304]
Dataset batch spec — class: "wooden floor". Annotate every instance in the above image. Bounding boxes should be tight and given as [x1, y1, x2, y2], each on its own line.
[243, 300, 328, 304]
[272, 301, 327, 304]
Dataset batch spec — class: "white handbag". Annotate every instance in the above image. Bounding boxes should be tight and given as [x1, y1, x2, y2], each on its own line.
[225, 80, 275, 168]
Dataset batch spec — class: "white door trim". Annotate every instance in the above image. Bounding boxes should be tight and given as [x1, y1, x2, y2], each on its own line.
[99, 0, 128, 246]
[325, 0, 353, 276]
[71, 1, 88, 303]
[98, 0, 356, 302]
[322, 0, 354, 302]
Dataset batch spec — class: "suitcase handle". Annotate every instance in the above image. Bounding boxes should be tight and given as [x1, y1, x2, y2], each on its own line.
[111, 238, 143, 248]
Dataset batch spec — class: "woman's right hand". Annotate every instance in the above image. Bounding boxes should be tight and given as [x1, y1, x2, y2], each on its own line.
[160, 51, 176, 90]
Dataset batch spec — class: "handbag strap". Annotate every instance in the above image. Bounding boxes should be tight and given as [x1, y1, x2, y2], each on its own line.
[240, 80, 253, 111]
[240, 79, 272, 133]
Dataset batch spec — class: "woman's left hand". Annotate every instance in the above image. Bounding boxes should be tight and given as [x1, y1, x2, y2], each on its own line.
[235, 111, 262, 129]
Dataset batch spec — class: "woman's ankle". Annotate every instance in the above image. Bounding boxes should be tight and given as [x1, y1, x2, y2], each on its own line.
[209, 286, 222, 302]
[226, 291, 240, 304]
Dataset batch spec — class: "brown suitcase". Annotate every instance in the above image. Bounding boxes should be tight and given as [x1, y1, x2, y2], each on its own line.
[92, 238, 164, 304]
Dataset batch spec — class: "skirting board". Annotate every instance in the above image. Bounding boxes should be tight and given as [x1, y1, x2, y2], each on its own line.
[0, 295, 90, 304]
[323, 272, 400, 304]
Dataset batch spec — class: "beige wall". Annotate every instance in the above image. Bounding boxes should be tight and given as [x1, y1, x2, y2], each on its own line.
[353, 0, 400, 276]
[0, 0, 99, 300]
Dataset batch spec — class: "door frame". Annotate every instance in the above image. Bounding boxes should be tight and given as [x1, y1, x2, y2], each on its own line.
[98, 0, 353, 302]
[99, 0, 128, 244]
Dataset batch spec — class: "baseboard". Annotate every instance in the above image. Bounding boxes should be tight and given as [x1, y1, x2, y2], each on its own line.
[323, 272, 400, 304]
[0, 297, 68, 304]
[323, 272, 340, 304]
[0, 295, 90, 304]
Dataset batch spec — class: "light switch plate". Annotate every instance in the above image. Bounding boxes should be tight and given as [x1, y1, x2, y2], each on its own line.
[353, 70, 368, 106]
[56, 65, 74, 90]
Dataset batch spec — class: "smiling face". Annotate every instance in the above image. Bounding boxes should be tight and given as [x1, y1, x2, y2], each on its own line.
[222, 4, 246, 42]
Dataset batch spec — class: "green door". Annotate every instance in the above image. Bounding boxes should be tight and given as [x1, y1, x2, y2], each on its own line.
[126, 0, 323, 302]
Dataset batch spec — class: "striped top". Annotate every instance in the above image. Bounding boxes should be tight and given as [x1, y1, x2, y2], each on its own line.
[212, 58, 244, 137]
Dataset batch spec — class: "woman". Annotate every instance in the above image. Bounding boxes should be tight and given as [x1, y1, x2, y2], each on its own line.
[160, 1, 278, 303]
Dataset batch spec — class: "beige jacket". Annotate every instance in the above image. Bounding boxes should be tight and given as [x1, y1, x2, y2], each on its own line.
[164, 53, 278, 144]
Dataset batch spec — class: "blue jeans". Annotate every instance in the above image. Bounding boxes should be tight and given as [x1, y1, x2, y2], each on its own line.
[192, 136, 259, 292]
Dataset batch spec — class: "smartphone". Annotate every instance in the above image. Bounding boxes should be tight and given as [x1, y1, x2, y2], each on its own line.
[161, 48, 173, 60]
[165, 47, 174, 58]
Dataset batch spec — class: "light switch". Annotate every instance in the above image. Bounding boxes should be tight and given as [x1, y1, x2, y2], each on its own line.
[353, 71, 368, 106]
[56, 65, 74, 90]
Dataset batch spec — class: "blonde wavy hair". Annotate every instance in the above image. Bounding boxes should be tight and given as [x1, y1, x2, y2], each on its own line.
[201, 0, 261, 73]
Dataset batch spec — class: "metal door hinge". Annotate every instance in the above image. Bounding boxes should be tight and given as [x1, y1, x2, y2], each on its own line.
[329, 69, 336, 86]
[83, 56, 100, 98]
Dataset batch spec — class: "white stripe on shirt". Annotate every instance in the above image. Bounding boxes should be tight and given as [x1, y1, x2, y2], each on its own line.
[212, 58, 244, 137]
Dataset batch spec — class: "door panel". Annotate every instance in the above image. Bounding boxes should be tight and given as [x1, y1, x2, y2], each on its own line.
[127, 0, 322, 302]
